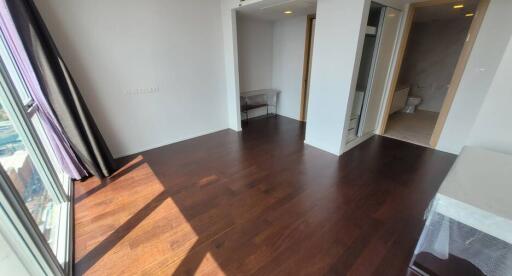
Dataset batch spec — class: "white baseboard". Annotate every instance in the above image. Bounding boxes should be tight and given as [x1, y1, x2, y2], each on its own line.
[304, 140, 342, 156]
[343, 132, 375, 153]
[114, 127, 230, 158]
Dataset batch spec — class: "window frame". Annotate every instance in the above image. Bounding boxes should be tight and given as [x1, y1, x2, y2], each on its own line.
[0, 167, 65, 276]
[0, 31, 72, 275]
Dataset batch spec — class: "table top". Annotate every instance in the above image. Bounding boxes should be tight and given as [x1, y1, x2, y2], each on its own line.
[434, 146, 512, 243]
[240, 89, 280, 97]
[439, 146, 512, 221]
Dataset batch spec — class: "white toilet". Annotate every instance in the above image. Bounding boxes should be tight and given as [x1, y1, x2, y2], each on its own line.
[390, 87, 423, 114]
[403, 96, 422, 113]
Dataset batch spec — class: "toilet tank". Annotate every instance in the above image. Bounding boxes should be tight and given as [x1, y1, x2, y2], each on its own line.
[390, 87, 410, 114]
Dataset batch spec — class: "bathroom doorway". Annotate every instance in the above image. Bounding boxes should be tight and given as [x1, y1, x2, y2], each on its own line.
[379, 0, 488, 147]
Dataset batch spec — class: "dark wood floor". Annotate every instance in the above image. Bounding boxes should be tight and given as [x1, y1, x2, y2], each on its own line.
[74, 116, 456, 275]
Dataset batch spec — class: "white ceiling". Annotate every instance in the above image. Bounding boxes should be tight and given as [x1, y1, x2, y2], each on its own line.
[414, 0, 479, 22]
[235, 0, 479, 23]
[237, 0, 317, 21]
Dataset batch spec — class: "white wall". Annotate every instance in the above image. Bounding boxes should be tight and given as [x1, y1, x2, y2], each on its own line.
[437, 0, 512, 154]
[466, 36, 512, 155]
[237, 16, 274, 92]
[222, 0, 405, 139]
[226, 0, 512, 158]
[304, 0, 369, 155]
[237, 15, 275, 118]
[399, 18, 472, 112]
[273, 16, 308, 120]
[35, 0, 229, 157]
[236, 14, 308, 120]
[221, 0, 242, 131]
[36, 0, 512, 158]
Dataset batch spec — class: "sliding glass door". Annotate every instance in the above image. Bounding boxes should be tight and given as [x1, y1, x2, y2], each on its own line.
[0, 24, 71, 275]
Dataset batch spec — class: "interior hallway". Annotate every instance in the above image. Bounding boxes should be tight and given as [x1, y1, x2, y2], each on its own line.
[74, 116, 455, 275]
[384, 110, 439, 147]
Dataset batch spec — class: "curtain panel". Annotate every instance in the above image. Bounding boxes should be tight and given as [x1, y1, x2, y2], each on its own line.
[3, 0, 117, 178]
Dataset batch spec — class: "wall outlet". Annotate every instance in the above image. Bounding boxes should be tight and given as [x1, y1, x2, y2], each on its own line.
[125, 87, 160, 96]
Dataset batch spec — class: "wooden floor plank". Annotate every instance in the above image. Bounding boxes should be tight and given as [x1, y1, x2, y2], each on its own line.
[74, 116, 455, 275]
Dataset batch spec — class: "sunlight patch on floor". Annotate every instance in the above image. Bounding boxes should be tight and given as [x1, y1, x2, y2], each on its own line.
[196, 252, 226, 275]
[75, 157, 201, 275]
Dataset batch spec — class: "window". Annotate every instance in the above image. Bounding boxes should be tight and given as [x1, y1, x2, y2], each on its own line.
[0, 25, 71, 275]
[0, 101, 63, 251]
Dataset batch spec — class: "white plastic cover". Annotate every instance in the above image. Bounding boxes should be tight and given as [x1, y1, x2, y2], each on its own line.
[414, 196, 512, 276]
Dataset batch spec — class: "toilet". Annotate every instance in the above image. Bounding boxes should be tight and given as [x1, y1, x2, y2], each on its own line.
[390, 87, 423, 114]
[403, 96, 422, 113]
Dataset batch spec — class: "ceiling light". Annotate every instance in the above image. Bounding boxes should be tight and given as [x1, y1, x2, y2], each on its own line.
[453, 4, 464, 9]
[284, 10, 293, 14]
[465, 13, 474, 17]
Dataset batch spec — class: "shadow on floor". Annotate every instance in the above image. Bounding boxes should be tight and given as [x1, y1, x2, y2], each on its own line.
[73, 116, 456, 275]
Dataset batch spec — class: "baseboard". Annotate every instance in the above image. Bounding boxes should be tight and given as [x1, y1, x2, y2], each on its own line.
[114, 127, 231, 158]
[304, 140, 342, 156]
[229, 125, 242, 132]
[434, 144, 461, 155]
[343, 132, 375, 153]
[275, 112, 300, 121]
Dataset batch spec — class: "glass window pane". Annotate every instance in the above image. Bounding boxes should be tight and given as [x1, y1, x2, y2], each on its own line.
[30, 114, 69, 194]
[0, 102, 62, 254]
[0, 218, 36, 276]
[0, 33, 32, 105]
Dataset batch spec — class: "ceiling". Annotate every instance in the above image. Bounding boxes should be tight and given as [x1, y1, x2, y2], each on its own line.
[414, 0, 479, 22]
[235, 0, 478, 23]
[237, 0, 317, 21]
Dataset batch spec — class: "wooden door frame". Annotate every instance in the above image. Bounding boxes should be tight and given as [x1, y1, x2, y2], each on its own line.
[377, 0, 489, 147]
[299, 15, 316, 122]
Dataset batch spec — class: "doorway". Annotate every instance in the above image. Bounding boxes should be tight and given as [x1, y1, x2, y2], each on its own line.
[235, 0, 317, 127]
[379, 0, 489, 147]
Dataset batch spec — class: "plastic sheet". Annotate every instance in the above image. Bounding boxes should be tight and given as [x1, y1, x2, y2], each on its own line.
[413, 197, 512, 276]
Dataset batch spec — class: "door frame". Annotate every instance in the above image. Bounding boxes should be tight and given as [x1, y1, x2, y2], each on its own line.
[299, 15, 316, 122]
[377, 0, 489, 147]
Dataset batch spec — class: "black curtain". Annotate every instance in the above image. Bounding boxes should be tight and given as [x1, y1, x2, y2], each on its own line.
[6, 0, 117, 178]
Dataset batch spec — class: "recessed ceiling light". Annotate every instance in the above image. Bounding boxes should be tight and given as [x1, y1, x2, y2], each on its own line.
[465, 13, 474, 17]
[284, 10, 293, 14]
[453, 4, 464, 9]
